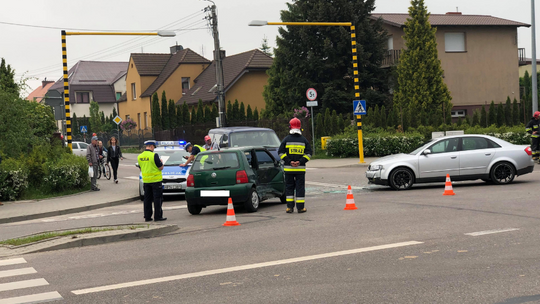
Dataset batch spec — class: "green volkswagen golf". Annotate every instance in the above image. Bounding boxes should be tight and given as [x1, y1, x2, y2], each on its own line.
[185, 147, 286, 215]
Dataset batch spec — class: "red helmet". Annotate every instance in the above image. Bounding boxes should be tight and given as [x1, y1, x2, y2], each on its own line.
[535, 111, 540, 119]
[204, 135, 211, 141]
[289, 117, 301, 129]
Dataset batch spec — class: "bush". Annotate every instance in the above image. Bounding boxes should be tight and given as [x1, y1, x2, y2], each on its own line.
[42, 154, 89, 192]
[326, 133, 426, 158]
[0, 158, 29, 201]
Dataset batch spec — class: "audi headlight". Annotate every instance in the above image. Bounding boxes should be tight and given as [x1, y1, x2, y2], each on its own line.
[370, 164, 383, 170]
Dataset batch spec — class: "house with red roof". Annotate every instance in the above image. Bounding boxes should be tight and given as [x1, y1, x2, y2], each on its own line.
[26, 78, 55, 103]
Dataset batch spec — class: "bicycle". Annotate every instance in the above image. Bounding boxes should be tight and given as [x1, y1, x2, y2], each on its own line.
[96, 158, 111, 180]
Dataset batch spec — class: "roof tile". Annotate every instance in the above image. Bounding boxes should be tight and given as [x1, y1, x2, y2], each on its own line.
[371, 13, 529, 27]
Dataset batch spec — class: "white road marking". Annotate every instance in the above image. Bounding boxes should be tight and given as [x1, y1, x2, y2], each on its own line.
[71, 241, 423, 295]
[465, 228, 520, 236]
[0, 258, 26, 267]
[0, 278, 48, 292]
[0, 291, 63, 304]
[0, 267, 37, 279]
[124, 176, 140, 180]
[305, 181, 363, 190]
[40, 206, 186, 223]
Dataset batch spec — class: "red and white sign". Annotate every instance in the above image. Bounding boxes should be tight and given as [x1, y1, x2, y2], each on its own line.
[306, 88, 317, 101]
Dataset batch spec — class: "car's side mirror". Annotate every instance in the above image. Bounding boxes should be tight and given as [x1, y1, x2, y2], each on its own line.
[219, 143, 227, 148]
[422, 149, 431, 156]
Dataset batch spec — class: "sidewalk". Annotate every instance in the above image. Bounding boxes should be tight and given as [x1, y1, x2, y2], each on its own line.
[0, 166, 139, 224]
[309, 157, 377, 168]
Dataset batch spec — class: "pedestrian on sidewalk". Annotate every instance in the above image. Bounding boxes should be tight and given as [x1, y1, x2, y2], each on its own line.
[86, 136, 100, 191]
[137, 140, 167, 222]
[278, 117, 312, 214]
[107, 136, 123, 184]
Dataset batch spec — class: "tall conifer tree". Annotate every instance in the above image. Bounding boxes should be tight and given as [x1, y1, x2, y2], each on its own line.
[161, 91, 169, 130]
[151, 93, 161, 130]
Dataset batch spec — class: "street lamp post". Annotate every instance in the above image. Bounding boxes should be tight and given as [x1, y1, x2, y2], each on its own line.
[248, 20, 365, 163]
[532, 0, 538, 114]
[61, 30, 175, 150]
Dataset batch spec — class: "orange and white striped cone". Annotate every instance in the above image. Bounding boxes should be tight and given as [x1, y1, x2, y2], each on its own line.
[344, 185, 358, 210]
[443, 174, 455, 196]
[223, 198, 241, 226]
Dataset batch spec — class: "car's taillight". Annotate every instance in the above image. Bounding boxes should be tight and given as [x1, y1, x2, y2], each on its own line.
[187, 174, 195, 187]
[236, 170, 248, 184]
[525, 147, 532, 156]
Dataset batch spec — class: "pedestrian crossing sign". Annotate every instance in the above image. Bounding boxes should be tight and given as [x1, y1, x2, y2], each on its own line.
[353, 100, 367, 115]
[80, 125, 88, 133]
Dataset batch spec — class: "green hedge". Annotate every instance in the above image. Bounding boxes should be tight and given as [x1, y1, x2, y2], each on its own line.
[43, 154, 89, 192]
[325, 124, 532, 158]
[0, 158, 29, 201]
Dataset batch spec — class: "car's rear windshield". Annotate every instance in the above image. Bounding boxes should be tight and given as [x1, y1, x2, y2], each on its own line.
[230, 131, 280, 147]
[192, 152, 240, 171]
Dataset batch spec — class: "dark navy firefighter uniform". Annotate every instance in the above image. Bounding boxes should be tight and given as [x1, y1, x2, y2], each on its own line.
[278, 134, 312, 212]
[526, 114, 540, 159]
[138, 148, 165, 221]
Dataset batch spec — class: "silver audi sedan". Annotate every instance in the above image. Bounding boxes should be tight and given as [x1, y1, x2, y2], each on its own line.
[366, 135, 534, 190]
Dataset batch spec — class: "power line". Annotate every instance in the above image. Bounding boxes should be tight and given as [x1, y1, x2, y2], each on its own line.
[0, 20, 158, 32]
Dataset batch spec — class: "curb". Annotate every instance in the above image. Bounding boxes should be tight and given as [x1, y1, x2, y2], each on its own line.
[0, 224, 179, 257]
[0, 196, 139, 225]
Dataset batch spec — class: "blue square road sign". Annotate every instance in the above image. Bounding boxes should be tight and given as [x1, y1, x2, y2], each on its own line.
[353, 100, 367, 115]
[80, 125, 88, 133]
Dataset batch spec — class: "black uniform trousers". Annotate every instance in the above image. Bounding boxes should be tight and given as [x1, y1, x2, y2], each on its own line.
[532, 137, 540, 157]
[110, 158, 120, 180]
[143, 182, 163, 220]
[285, 173, 305, 210]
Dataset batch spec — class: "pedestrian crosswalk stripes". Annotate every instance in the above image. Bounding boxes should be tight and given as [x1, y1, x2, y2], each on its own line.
[0, 268, 37, 279]
[0, 291, 63, 304]
[0, 259, 26, 267]
[0, 258, 62, 303]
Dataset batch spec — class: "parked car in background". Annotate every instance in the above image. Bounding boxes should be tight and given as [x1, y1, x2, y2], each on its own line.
[185, 146, 286, 215]
[208, 127, 281, 159]
[70, 141, 89, 157]
[366, 135, 534, 190]
[137, 141, 191, 200]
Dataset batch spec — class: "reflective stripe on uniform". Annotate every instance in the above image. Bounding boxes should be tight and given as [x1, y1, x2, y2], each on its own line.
[285, 142, 306, 147]
[286, 198, 294, 202]
[526, 128, 532, 131]
[296, 197, 305, 203]
[279, 153, 287, 159]
[286, 142, 305, 155]
[302, 154, 311, 161]
[296, 199, 305, 203]
[284, 168, 306, 172]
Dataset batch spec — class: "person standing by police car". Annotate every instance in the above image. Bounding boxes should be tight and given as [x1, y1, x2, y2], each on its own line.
[526, 111, 540, 161]
[138, 140, 166, 222]
[180, 142, 206, 167]
[278, 117, 312, 214]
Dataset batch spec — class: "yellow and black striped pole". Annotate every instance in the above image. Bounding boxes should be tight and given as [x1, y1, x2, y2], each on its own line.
[61, 30, 72, 150]
[350, 25, 365, 163]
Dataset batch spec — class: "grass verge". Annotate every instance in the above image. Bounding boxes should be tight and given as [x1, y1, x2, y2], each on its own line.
[19, 184, 92, 201]
[123, 147, 142, 153]
[0, 225, 146, 246]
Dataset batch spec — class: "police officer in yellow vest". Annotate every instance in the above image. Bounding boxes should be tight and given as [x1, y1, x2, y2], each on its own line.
[180, 142, 206, 167]
[138, 140, 167, 222]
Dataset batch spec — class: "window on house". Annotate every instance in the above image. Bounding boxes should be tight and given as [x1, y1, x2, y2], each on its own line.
[75, 92, 89, 103]
[137, 113, 141, 130]
[144, 112, 148, 129]
[116, 92, 122, 100]
[182, 77, 190, 95]
[387, 36, 394, 50]
[445, 32, 466, 52]
[451, 110, 467, 118]
[126, 115, 130, 121]
[131, 83, 136, 100]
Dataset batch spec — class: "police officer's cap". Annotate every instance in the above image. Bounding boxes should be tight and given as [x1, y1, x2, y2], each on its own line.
[184, 142, 192, 149]
[144, 140, 157, 147]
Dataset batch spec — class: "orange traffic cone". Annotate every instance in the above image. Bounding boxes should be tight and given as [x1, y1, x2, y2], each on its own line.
[443, 174, 455, 196]
[223, 198, 241, 226]
[344, 185, 358, 210]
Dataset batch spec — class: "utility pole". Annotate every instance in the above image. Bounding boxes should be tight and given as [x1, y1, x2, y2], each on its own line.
[207, 3, 226, 127]
[532, 0, 538, 114]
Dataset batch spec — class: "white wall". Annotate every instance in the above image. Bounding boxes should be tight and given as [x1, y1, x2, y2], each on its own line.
[71, 103, 117, 118]
[113, 75, 127, 95]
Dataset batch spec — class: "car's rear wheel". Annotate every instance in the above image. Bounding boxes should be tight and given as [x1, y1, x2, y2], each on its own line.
[490, 162, 515, 185]
[244, 188, 260, 212]
[389, 167, 414, 190]
[187, 204, 203, 215]
[280, 192, 287, 204]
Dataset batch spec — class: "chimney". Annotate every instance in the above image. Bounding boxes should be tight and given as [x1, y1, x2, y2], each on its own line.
[446, 12, 462, 15]
[42, 77, 54, 88]
[170, 44, 184, 54]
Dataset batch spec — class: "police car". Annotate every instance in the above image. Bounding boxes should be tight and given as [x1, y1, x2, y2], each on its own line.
[138, 141, 191, 200]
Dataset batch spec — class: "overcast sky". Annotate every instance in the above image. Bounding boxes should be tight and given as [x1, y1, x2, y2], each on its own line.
[0, 0, 536, 95]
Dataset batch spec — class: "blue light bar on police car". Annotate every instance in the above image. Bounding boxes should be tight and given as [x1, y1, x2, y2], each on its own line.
[178, 140, 186, 145]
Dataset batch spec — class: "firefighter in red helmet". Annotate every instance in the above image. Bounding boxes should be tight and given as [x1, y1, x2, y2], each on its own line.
[278, 117, 312, 213]
[526, 111, 540, 161]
